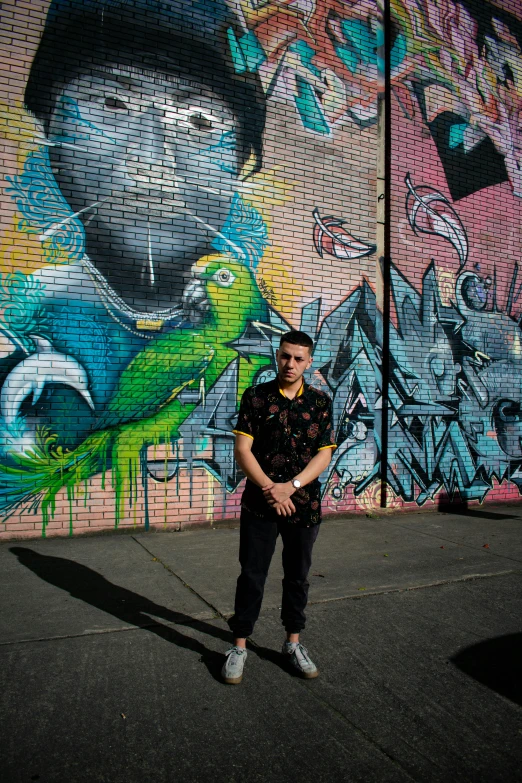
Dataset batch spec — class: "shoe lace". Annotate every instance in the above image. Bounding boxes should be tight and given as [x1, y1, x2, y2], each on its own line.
[225, 646, 245, 657]
[294, 643, 312, 664]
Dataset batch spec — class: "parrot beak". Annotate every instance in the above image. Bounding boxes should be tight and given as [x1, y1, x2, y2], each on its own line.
[182, 277, 209, 315]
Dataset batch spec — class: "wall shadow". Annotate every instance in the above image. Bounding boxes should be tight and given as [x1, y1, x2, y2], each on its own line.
[437, 495, 518, 520]
[451, 633, 522, 706]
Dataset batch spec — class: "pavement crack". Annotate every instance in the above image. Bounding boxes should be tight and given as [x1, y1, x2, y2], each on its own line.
[0, 623, 160, 647]
[292, 681, 420, 781]
[305, 568, 521, 606]
[244, 633, 417, 778]
[131, 535, 227, 622]
[0, 616, 224, 648]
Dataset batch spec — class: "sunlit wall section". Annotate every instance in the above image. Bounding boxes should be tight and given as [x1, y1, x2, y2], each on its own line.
[387, 0, 522, 511]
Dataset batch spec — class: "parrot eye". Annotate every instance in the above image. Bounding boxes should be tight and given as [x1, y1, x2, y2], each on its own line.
[212, 268, 236, 287]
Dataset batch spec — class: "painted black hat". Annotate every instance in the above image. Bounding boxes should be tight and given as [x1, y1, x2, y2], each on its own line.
[25, 0, 265, 171]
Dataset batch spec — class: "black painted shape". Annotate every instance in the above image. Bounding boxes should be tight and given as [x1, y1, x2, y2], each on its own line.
[429, 112, 507, 202]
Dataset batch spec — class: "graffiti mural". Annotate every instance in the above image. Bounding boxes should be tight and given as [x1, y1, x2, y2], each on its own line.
[228, 0, 522, 199]
[1, 0, 522, 537]
[308, 172, 522, 508]
[0, 0, 275, 532]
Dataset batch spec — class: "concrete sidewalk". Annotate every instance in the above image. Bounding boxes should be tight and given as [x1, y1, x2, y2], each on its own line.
[0, 504, 521, 782]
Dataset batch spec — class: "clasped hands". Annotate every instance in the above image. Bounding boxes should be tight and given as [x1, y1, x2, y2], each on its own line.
[262, 481, 296, 517]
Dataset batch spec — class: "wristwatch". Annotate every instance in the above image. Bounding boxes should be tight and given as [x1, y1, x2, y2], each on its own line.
[292, 479, 301, 489]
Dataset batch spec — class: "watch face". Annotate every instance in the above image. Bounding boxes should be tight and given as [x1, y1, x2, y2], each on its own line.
[293, 480, 301, 489]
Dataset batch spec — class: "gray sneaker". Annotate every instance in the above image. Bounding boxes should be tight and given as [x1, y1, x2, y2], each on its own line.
[222, 646, 247, 684]
[282, 641, 319, 679]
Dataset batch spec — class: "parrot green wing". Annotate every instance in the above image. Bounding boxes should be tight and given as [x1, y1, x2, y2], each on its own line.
[95, 334, 215, 431]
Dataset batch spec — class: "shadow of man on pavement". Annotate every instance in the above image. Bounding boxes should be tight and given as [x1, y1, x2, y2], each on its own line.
[10, 546, 232, 681]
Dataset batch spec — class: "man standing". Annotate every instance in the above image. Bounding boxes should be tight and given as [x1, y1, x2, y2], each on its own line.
[222, 331, 336, 684]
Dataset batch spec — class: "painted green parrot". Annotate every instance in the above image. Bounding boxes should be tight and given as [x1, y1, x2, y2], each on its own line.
[0, 254, 271, 526]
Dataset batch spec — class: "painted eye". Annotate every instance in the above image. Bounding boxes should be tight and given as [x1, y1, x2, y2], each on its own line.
[189, 112, 214, 132]
[212, 268, 236, 287]
[105, 96, 128, 111]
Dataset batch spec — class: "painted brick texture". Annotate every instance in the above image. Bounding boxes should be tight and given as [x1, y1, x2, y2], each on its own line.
[0, 0, 521, 539]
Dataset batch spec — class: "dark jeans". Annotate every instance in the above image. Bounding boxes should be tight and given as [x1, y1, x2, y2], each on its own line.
[228, 510, 320, 639]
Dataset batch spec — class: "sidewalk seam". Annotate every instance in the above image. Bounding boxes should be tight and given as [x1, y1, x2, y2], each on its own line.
[131, 535, 228, 622]
[305, 568, 521, 607]
[307, 694, 419, 781]
[0, 617, 220, 648]
[270, 670, 420, 781]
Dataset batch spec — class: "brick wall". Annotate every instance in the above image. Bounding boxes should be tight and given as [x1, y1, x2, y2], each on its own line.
[0, 0, 521, 539]
[386, 0, 522, 512]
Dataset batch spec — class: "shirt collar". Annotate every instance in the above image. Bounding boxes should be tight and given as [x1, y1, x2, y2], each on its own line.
[278, 380, 305, 398]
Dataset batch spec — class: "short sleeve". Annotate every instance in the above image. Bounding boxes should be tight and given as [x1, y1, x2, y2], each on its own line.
[316, 399, 337, 451]
[233, 388, 255, 440]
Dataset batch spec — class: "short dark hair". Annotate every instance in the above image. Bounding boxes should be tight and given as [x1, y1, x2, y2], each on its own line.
[279, 331, 314, 352]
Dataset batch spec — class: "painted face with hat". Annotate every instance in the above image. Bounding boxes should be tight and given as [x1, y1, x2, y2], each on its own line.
[25, 0, 265, 313]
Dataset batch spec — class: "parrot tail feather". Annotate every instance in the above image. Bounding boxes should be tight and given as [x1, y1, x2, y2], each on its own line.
[0, 428, 113, 524]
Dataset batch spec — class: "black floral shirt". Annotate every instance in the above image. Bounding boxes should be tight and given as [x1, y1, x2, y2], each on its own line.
[233, 378, 336, 526]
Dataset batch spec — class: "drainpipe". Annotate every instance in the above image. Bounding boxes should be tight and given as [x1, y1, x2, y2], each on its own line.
[376, 0, 391, 508]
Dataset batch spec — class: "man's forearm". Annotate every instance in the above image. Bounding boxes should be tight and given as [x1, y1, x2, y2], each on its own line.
[294, 448, 334, 487]
[234, 446, 273, 488]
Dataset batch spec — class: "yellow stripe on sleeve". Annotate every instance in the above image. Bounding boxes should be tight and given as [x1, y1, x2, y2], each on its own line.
[233, 430, 254, 440]
[318, 444, 337, 451]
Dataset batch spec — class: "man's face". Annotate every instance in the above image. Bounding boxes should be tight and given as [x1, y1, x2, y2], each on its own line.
[276, 342, 312, 385]
[47, 66, 239, 252]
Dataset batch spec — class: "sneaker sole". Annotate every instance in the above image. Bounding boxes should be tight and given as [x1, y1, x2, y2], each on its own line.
[300, 669, 319, 679]
[223, 675, 243, 684]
